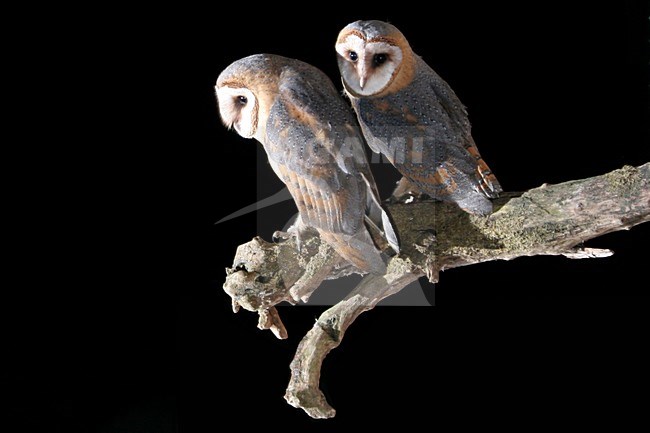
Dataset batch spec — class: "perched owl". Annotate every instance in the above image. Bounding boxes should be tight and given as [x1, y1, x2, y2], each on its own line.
[336, 20, 502, 215]
[216, 54, 398, 274]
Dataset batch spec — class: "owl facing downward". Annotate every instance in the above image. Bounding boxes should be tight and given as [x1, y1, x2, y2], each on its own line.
[336, 20, 502, 215]
[216, 54, 398, 275]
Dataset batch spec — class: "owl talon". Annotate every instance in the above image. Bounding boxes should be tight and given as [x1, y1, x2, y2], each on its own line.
[272, 231, 290, 243]
[396, 194, 415, 204]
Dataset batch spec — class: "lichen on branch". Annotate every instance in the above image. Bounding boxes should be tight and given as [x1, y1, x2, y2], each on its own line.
[223, 163, 649, 418]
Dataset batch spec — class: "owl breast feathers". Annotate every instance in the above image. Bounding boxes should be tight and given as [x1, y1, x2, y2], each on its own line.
[337, 20, 502, 215]
[216, 54, 398, 275]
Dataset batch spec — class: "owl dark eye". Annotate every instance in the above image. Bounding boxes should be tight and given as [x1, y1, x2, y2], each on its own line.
[373, 53, 388, 66]
[237, 95, 247, 105]
[348, 51, 358, 62]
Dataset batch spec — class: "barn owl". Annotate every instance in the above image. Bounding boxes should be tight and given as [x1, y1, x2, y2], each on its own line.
[336, 20, 502, 215]
[216, 54, 398, 274]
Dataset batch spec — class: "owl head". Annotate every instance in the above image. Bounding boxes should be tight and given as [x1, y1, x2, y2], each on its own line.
[336, 20, 415, 97]
[215, 54, 280, 139]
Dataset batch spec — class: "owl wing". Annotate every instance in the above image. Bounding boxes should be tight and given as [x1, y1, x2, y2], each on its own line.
[264, 72, 389, 273]
[424, 66, 503, 200]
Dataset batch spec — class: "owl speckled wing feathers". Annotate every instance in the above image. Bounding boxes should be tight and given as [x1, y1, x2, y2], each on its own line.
[216, 54, 397, 274]
[336, 20, 502, 215]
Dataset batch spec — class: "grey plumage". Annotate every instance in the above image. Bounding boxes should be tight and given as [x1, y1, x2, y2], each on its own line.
[337, 20, 502, 215]
[216, 54, 398, 274]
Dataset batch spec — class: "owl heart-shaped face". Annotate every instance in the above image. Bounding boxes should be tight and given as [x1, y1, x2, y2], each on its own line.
[336, 34, 404, 96]
[215, 85, 258, 138]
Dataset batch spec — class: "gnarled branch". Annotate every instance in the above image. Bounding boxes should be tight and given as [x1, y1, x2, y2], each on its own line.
[223, 163, 649, 418]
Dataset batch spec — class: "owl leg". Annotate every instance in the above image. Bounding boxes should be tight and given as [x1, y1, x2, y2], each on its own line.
[286, 214, 318, 252]
[389, 177, 428, 203]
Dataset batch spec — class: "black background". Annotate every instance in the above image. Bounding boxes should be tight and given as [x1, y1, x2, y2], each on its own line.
[7, 2, 649, 431]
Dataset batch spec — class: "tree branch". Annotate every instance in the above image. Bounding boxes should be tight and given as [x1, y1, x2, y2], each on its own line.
[222, 163, 649, 418]
[284, 257, 421, 418]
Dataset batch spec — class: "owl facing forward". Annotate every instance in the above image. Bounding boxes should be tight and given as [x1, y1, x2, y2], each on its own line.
[336, 20, 502, 215]
[216, 54, 398, 275]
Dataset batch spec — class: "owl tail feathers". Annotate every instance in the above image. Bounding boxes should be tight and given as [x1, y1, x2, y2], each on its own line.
[455, 193, 494, 216]
[319, 231, 387, 275]
[364, 211, 400, 255]
[360, 174, 400, 254]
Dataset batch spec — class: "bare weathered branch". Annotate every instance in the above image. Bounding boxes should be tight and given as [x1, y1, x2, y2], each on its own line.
[223, 163, 649, 418]
[284, 257, 421, 418]
[388, 163, 649, 277]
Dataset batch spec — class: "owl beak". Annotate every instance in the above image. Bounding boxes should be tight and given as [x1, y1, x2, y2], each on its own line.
[358, 63, 369, 89]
